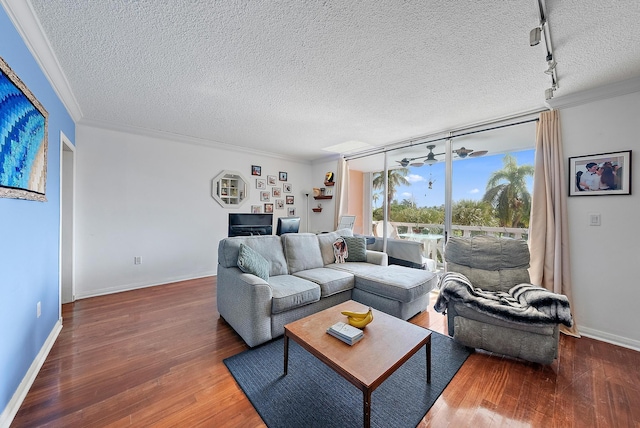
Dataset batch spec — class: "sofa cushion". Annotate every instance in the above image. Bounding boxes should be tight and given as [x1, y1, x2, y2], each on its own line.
[268, 275, 321, 314]
[237, 243, 269, 281]
[281, 233, 324, 273]
[317, 231, 341, 266]
[342, 236, 367, 262]
[293, 268, 355, 297]
[317, 229, 355, 266]
[446, 235, 530, 270]
[218, 236, 288, 276]
[348, 264, 436, 303]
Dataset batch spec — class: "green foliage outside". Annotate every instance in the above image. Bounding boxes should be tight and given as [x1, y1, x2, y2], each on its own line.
[372, 153, 533, 230]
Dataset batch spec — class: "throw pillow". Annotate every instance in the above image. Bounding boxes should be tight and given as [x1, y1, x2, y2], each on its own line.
[333, 237, 348, 264]
[237, 243, 269, 281]
[342, 236, 367, 262]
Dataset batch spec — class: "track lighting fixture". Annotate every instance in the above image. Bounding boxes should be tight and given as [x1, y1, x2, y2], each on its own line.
[544, 60, 556, 75]
[545, 87, 554, 100]
[529, 27, 541, 46]
[531, 1, 558, 102]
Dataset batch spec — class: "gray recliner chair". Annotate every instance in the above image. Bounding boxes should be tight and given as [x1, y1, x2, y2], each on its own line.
[434, 235, 573, 364]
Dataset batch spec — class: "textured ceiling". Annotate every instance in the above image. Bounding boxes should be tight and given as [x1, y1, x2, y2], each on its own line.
[21, 0, 640, 161]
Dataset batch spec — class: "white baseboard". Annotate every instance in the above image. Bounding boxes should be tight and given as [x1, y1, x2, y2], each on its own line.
[578, 324, 640, 352]
[0, 318, 63, 428]
[74, 271, 216, 300]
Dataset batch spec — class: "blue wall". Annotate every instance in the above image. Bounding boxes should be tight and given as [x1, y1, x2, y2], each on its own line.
[0, 6, 75, 413]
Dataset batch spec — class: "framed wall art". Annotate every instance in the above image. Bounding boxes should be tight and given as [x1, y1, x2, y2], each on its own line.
[251, 165, 262, 176]
[569, 150, 631, 196]
[0, 56, 49, 201]
[279, 171, 287, 181]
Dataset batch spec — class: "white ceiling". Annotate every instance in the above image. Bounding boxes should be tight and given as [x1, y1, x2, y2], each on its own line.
[10, 0, 640, 162]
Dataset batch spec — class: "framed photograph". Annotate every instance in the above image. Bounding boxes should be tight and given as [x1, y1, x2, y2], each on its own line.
[260, 191, 270, 202]
[279, 171, 288, 181]
[267, 175, 277, 186]
[272, 187, 281, 197]
[251, 165, 262, 176]
[325, 188, 333, 196]
[275, 199, 284, 209]
[264, 203, 274, 213]
[0, 56, 48, 202]
[283, 183, 292, 193]
[569, 150, 632, 196]
[288, 207, 296, 216]
[251, 205, 262, 213]
[286, 195, 294, 205]
[256, 178, 266, 189]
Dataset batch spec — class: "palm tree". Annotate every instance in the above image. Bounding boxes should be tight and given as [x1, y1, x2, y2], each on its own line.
[372, 192, 381, 209]
[372, 168, 410, 219]
[482, 154, 534, 227]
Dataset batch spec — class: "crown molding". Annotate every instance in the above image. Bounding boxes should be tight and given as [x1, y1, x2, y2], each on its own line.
[546, 75, 640, 110]
[1, 0, 83, 121]
[77, 117, 311, 165]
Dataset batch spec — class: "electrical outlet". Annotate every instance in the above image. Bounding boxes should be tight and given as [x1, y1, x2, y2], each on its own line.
[134, 256, 141, 265]
[37, 301, 41, 318]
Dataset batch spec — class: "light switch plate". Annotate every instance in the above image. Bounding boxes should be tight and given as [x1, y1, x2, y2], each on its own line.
[589, 213, 601, 226]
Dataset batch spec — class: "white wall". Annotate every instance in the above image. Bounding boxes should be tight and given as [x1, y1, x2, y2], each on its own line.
[75, 125, 313, 298]
[310, 159, 340, 233]
[561, 90, 640, 349]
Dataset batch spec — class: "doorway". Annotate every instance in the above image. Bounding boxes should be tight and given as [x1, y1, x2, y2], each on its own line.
[60, 132, 75, 306]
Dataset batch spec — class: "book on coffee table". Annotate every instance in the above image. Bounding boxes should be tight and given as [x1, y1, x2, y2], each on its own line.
[327, 322, 364, 345]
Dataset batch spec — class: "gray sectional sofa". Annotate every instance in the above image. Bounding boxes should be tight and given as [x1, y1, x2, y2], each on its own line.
[217, 229, 437, 347]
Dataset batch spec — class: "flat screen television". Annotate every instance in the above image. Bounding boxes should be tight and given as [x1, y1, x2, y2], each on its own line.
[276, 216, 301, 235]
[228, 213, 273, 237]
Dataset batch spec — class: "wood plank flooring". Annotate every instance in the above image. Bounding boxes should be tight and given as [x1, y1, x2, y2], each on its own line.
[11, 276, 640, 427]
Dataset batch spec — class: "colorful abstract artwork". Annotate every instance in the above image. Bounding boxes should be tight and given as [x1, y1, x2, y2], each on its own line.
[0, 56, 48, 201]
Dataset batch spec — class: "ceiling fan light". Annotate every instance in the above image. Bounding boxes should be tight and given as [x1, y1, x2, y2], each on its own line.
[425, 158, 438, 165]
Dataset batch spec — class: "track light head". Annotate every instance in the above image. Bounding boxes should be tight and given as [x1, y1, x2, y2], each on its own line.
[545, 87, 555, 100]
[529, 27, 541, 46]
[544, 60, 557, 75]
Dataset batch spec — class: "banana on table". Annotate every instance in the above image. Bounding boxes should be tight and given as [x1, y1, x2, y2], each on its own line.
[341, 307, 374, 328]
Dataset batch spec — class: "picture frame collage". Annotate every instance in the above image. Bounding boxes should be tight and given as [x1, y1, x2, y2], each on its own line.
[251, 166, 296, 215]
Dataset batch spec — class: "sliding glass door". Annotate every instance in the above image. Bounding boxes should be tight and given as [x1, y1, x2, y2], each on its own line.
[347, 119, 536, 271]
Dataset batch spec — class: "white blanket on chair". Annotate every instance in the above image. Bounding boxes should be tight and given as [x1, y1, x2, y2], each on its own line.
[434, 272, 573, 327]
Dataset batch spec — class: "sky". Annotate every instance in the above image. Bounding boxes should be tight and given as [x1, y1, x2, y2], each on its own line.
[377, 149, 536, 208]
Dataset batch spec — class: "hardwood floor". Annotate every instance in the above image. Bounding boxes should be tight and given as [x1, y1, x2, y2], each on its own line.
[11, 277, 640, 427]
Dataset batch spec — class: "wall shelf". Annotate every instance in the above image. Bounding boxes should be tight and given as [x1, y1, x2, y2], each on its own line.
[312, 208, 322, 212]
[314, 195, 333, 200]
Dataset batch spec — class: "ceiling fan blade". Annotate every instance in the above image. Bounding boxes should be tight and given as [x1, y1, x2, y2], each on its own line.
[396, 158, 411, 167]
[410, 162, 424, 167]
[469, 150, 488, 157]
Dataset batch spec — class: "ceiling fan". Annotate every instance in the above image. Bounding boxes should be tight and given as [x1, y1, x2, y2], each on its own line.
[395, 144, 488, 167]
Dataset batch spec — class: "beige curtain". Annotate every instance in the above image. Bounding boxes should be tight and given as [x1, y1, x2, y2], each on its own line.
[529, 110, 579, 336]
[334, 157, 349, 229]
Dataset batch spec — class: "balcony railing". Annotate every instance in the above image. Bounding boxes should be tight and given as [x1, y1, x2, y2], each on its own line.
[372, 221, 529, 267]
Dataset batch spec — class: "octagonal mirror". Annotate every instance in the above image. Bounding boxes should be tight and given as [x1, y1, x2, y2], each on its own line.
[211, 170, 249, 208]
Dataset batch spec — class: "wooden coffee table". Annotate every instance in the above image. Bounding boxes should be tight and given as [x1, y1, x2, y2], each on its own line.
[284, 300, 431, 428]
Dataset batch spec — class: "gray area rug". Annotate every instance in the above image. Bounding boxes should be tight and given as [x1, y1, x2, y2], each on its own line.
[224, 330, 471, 428]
